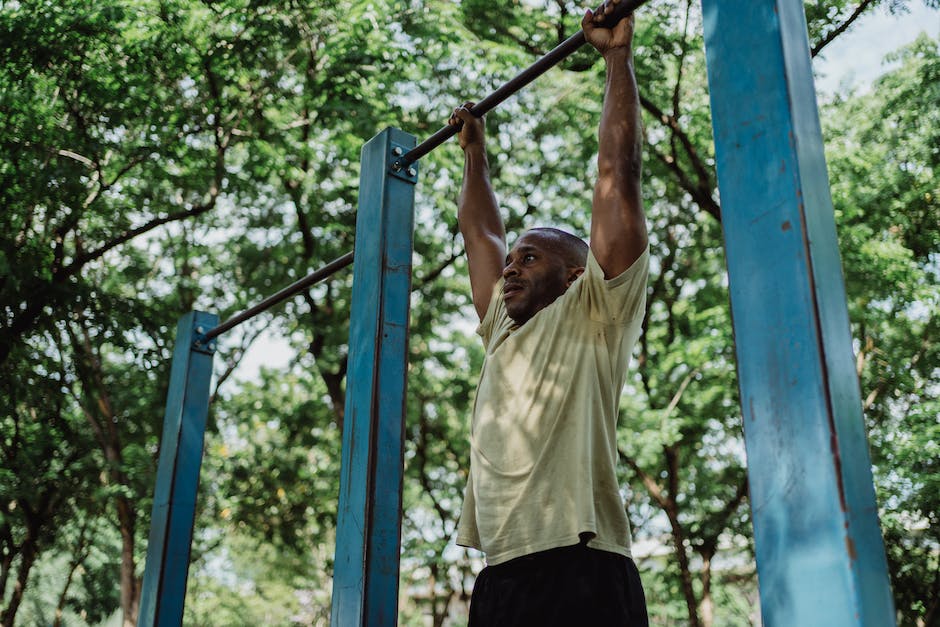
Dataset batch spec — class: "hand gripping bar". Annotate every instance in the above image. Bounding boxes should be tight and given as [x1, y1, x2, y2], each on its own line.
[391, 0, 649, 171]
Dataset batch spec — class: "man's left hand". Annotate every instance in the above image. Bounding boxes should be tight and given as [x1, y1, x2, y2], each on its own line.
[582, 0, 635, 56]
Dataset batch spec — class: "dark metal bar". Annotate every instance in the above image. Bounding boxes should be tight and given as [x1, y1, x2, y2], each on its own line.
[200, 251, 354, 343]
[200, 1, 647, 344]
[392, 0, 649, 169]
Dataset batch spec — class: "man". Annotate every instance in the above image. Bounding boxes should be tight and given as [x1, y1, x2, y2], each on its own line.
[448, 1, 650, 624]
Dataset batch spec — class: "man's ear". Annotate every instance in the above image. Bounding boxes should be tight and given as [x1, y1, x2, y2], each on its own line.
[566, 266, 585, 286]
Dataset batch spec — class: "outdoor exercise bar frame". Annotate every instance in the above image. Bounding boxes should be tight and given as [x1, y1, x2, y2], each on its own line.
[137, 127, 418, 627]
[137, 0, 895, 624]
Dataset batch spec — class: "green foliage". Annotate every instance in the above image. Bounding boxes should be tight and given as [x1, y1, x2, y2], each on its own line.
[1, 0, 937, 625]
[206, 369, 343, 553]
[823, 33, 940, 626]
[185, 530, 334, 626]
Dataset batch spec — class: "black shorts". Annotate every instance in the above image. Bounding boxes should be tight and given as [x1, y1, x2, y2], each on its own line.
[468, 541, 649, 626]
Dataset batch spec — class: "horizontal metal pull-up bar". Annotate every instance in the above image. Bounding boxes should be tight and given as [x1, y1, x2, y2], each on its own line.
[195, 1, 645, 347]
[199, 250, 354, 343]
[392, 0, 648, 170]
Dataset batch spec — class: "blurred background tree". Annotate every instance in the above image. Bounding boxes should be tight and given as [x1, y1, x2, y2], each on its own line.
[1, 0, 936, 625]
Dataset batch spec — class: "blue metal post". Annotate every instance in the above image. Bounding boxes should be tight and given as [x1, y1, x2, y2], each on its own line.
[331, 127, 418, 626]
[700, 1, 895, 625]
[138, 311, 217, 627]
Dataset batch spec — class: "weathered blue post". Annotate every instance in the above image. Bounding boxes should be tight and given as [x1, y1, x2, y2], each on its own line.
[331, 127, 418, 626]
[138, 311, 217, 627]
[700, 1, 895, 625]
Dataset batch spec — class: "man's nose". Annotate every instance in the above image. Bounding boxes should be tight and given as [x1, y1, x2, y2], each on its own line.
[502, 262, 519, 278]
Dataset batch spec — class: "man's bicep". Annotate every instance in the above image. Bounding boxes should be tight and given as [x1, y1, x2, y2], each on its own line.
[590, 184, 648, 279]
[465, 231, 506, 320]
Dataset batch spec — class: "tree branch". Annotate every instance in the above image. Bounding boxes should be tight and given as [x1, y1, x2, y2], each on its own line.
[811, 0, 877, 58]
[648, 142, 722, 221]
[641, 95, 722, 221]
[61, 195, 221, 279]
[863, 312, 934, 410]
[669, 0, 694, 161]
[662, 367, 699, 422]
[414, 250, 461, 291]
[618, 448, 668, 508]
[210, 322, 269, 405]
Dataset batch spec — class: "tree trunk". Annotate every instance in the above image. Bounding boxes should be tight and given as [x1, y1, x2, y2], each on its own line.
[699, 552, 714, 627]
[0, 554, 12, 614]
[619, 447, 703, 627]
[427, 562, 453, 627]
[663, 447, 701, 627]
[0, 535, 37, 627]
[667, 511, 701, 627]
[117, 497, 140, 627]
[432, 594, 451, 627]
[54, 524, 89, 627]
[70, 323, 142, 626]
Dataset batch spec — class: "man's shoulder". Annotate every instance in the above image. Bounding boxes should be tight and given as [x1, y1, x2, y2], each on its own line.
[563, 246, 650, 326]
[584, 245, 650, 286]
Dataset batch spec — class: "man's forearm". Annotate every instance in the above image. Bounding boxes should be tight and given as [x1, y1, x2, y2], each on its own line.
[458, 145, 504, 241]
[597, 48, 642, 185]
[589, 38, 647, 277]
[449, 103, 506, 317]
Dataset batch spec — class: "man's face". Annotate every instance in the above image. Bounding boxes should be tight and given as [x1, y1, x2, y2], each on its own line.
[502, 232, 582, 324]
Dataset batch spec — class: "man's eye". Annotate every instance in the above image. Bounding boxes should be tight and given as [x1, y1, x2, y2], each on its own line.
[524, 254, 535, 263]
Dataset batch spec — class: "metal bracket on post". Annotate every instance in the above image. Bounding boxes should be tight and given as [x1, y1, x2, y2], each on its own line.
[191, 327, 217, 355]
[331, 127, 418, 627]
[388, 142, 419, 183]
[701, 0, 895, 625]
[138, 310, 218, 627]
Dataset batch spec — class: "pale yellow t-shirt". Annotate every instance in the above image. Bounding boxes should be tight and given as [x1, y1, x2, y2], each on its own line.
[456, 246, 649, 566]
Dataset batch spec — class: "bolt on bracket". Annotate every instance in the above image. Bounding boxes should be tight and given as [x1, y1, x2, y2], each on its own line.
[388, 143, 418, 183]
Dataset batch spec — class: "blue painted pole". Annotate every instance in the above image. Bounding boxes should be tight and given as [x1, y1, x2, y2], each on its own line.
[138, 311, 218, 627]
[700, 1, 895, 625]
[331, 128, 418, 626]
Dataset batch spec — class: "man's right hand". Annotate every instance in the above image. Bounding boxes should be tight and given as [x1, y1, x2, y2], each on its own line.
[449, 102, 486, 152]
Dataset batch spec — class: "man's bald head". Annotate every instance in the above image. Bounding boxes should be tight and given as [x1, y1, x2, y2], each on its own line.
[501, 228, 588, 324]
[523, 227, 588, 269]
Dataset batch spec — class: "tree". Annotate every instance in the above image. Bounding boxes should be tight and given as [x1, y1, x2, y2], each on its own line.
[2, 0, 425, 621]
[2, 0, 936, 624]
[823, 33, 940, 626]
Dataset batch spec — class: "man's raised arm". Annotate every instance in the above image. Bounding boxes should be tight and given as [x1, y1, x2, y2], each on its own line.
[583, 2, 648, 278]
[450, 104, 507, 320]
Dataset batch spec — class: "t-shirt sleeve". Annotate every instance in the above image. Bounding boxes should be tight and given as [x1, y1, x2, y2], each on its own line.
[476, 278, 508, 347]
[573, 246, 650, 325]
